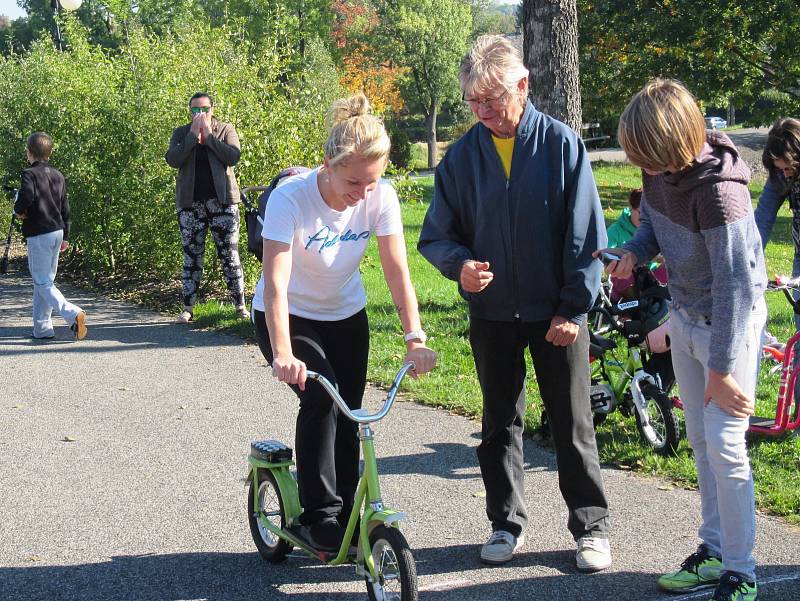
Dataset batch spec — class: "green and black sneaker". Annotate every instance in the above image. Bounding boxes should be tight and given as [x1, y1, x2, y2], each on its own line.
[711, 571, 757, 601]
[658, 544, 722, 593]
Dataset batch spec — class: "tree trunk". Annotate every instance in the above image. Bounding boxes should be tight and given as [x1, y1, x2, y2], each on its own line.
[522, 0, 582, 133]
[426, 98, 438, 169]
[727, 102, 735, 127]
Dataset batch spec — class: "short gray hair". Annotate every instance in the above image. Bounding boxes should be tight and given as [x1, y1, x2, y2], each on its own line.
[459, 35, 529, 104]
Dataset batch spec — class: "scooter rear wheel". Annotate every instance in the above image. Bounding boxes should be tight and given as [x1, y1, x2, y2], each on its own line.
[248, 470, 293, 563]
[365, 525, 417, 601]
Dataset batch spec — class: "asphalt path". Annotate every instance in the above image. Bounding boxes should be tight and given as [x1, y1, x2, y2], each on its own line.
[1, 265, 799, 601]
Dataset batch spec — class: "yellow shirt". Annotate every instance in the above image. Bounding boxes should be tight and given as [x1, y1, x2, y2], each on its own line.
[492, 135, 515, 179]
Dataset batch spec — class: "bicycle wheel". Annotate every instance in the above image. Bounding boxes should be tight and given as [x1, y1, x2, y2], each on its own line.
[635, 381, 680, 455]
[365, 525, 417, 601]
[248, 469, 293, 563]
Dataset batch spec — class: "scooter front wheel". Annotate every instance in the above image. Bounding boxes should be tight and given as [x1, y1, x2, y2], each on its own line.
[636, 381, 680, 456]
[248, 470, 293, 563]
[365, 525, 417, 601]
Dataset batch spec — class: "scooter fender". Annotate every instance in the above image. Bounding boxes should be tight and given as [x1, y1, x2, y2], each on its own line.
[359, 509, 407, 581]
[248, 464, 302, 524]
[365, 508, 406, 531]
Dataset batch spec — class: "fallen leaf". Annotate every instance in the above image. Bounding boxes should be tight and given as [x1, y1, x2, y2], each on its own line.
[62, 436, 77, 442]
[26, 555, 42, 562]
[657, 485, 672, 491]
[11, 404, 25, 409]
[472, 490, 486, 498]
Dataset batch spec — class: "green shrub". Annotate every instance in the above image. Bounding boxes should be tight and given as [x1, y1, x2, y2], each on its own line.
[386, 120, 413, 169]
[0, 16, 340, 292]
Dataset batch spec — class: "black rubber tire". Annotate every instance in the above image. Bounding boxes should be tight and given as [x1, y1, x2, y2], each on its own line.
[365, 525, 418, 601]
[635, 381, 680, 456]
[248, 470, 293, 563]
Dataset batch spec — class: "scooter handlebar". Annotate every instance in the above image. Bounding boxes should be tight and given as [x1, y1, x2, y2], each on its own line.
[306, 362, 416, 424]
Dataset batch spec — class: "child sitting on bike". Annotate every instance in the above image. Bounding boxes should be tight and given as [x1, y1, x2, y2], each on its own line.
[597, 79, 767, 601]
[251, 94, 436, 552]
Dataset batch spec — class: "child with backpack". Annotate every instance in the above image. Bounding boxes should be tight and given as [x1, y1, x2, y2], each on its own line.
[14, 132, 87, 341]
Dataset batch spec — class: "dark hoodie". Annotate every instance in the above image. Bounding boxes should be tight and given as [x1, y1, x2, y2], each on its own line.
[624, 131, 767, 373]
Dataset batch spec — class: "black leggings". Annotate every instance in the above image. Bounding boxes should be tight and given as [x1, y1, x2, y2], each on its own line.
[253, 308, 369, 524]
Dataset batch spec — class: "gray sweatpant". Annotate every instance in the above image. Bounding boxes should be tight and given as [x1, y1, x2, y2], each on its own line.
[670, 297, 766, 582]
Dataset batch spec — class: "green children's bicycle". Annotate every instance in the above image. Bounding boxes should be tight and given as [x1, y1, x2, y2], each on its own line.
[247, 362, 418, 601]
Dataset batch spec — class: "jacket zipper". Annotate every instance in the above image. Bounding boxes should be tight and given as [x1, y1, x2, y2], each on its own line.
[507, 178, 520, 319]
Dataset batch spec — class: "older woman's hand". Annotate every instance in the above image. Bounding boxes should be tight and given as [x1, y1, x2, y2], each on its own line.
[546, 315, 579, 346]
[460, 260, 494, 293]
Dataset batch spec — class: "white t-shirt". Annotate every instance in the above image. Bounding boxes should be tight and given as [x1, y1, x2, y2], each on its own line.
[252, 168, 403, 321]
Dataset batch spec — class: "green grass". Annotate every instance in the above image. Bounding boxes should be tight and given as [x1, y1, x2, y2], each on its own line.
[198, 163, 800, 524]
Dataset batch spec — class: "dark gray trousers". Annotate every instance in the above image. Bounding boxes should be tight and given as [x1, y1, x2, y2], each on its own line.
[469, 317, 610, 540]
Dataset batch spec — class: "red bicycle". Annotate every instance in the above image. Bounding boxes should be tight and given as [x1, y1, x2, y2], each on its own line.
[747, 277, 800, 436]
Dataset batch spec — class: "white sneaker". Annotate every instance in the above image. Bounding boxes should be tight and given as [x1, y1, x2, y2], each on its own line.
[576, 535, 612, 572]
[480, 530, 524, 565]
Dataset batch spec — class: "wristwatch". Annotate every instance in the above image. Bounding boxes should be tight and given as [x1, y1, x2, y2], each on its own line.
[403, 329, 427, 343]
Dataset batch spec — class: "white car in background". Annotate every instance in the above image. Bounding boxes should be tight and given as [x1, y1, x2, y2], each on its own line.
[704, 116, 727, 130]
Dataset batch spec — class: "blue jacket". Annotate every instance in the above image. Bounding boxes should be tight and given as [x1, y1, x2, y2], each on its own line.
[417, 101, 606, 325]
[754, 172, 793, 250]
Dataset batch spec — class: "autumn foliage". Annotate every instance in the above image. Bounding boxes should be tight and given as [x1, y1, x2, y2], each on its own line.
[331, 0, 405, 114]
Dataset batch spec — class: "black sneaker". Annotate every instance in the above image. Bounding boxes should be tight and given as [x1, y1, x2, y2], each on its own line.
[300, 517, 345, 552]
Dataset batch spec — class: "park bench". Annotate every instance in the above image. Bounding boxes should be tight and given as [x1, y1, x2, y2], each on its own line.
[581, 122, 611, 148]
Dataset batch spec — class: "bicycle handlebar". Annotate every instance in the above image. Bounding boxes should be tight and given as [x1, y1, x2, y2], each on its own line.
[305, 362, 416, 424]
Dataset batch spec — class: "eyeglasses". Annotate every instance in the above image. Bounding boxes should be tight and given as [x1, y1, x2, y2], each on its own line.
[190, 106, 211, 114]
[463, 89, 509, 109]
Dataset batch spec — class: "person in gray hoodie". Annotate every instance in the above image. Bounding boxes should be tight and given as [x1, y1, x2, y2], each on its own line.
[598, 79, 766, 601]
[418, 35, 611, 573]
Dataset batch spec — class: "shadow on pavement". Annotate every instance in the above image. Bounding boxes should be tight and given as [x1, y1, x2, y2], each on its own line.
[377, 440, 556, 480]
[2, 551, 797, 601]
[0, 269, 247, 356]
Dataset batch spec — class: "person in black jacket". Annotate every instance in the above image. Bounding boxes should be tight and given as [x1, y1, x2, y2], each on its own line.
[13, 132, 87, 340]
[418, 35, 611, 572]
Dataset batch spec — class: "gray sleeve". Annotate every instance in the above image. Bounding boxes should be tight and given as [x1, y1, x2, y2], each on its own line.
[623, 200, 661, 265]
[702, 214, 760, 373]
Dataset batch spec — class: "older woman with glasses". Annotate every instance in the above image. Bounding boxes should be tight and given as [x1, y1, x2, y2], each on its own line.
[418, 35, 612, 572]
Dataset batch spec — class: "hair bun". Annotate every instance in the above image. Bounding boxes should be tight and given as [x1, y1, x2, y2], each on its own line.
[326, 94, 371, 129]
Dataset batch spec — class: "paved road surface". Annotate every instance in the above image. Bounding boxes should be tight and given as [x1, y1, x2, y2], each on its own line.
[1, 266, 798, 601]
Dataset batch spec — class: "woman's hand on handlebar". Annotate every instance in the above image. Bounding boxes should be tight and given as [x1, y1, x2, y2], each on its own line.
[272, 353, 308, 391]
[404, 343, 437, 379]
[593, 247, 637, 279]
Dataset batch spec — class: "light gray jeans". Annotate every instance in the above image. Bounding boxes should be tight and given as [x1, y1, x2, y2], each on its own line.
[670, 297, 766, 582]
[26, 229, 82, 338]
